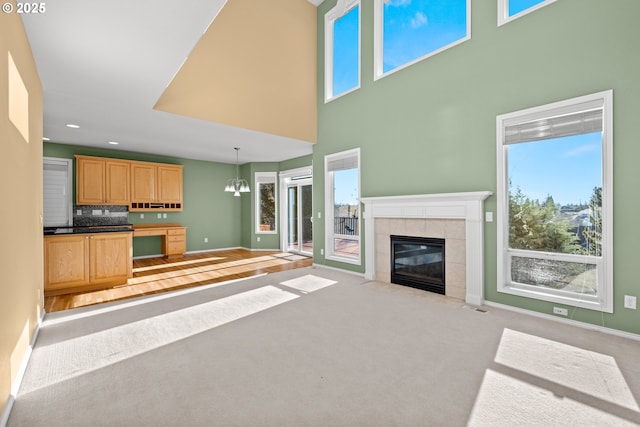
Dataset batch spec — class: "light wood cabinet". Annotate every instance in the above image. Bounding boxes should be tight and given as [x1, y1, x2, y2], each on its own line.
[76, 155, 130, 205]
[163, 228, 187, 258]
[130, 162, 183, 211]
[44, 232, 133, 296]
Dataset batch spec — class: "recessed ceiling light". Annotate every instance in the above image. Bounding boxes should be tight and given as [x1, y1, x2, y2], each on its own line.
[108, 141, 119, 145]
[66, 123, 80, 129]
[42, 137, 50, 141]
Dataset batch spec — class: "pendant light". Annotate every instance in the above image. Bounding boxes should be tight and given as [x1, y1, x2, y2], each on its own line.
[224, 147, 250, 197]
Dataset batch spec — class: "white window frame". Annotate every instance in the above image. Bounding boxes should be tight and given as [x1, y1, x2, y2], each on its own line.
[255, 172, 278, 234]
[324, 148, 361, 265]
[496, 90, 613, 313]
[43, 157, 73, 227]
[324, 0, 361, 102]
[498, 0, 558, 26]
[374, 0, 471, 80]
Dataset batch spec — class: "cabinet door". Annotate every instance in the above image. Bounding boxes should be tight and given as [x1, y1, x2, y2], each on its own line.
[105, 160, 130, 204]
[157, 165, 183, 204]
[130, 162, 156, 203]
[89, 233, 132, 285]
[76, 157, 105, 204]
[44, 235, 90, 291]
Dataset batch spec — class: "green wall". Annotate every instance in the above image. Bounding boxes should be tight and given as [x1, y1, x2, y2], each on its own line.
[315, 0, 640, 334]
[43, 143, 242, 256]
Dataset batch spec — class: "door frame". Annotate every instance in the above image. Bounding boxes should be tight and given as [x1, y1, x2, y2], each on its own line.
[279, 166, 312, 255]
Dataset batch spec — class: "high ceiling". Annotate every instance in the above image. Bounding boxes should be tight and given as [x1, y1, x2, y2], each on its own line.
[21, 0, 319, 165]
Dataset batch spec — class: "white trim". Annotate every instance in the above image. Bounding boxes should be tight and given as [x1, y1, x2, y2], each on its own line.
[361, 191, 492, 306]
[496, 90, 613, 313]
[324, 0, 361, 102]
[255, 172, 278, 235]
[312, 263, 365, 278]
[325, 148, 361, 265]
[374, 0, 471, 81]
[279, 166, 313, 255]
[485, 300, 640, 342]
[498, 0, 558, 27]
[1, 310, 45, 427]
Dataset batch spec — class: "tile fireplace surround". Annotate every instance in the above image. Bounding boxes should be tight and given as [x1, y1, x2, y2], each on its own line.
[361, 192, 492, 306]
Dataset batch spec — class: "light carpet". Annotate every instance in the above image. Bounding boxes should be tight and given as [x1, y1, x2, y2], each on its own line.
[7, 266, 640, 426]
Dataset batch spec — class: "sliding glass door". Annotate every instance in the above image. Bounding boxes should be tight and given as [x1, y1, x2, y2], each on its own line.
[286, 181, 312, 255]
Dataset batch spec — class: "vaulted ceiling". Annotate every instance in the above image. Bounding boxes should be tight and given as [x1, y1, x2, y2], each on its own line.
[21, 0, 318, 164]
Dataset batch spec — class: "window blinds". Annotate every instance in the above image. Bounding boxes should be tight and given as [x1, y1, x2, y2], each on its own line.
[327, 155, 358, 172]
[504, 101, 603, 145]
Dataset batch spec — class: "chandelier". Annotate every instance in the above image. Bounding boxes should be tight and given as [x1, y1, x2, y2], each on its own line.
[224, 147, 250, 197]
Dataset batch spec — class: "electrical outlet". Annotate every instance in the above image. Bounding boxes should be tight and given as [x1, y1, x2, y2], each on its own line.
[76, 209, 82, 216]
[257, 237, 261, 242]
[553, 307, 568, 316]
[485, 212, 493, 222]
[320, 248, 324, 256]
[157, 213, 162, 219]
[163, 213, 167, 218]
[140, 213, 144, 219]
[624, 295, 637, 309]
[204, 237, 208, 243]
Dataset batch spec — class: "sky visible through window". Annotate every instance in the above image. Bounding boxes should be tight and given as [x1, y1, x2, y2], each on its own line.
[509, 0, 546, 17]
[382, 0, 467, 74]
[334, 169, 359, 207]
[508, 132, 602, 206]
[333, 5, 359, 96]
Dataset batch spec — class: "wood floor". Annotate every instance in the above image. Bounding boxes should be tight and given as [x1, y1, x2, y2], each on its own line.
[44, 249, 313, 313]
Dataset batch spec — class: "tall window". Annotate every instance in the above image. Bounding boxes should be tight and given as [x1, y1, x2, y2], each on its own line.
[325, 148, 360, 264]
[256, 172, 277, 233]
[43, 157, 73, 227]
[498, 0, 557, 26]
[496, 90, 613, 312]
[325, 0, 360, 101]
[374, 0, 470, 79]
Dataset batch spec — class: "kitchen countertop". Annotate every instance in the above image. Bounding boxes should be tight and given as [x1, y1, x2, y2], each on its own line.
[44, 225, 134, 235]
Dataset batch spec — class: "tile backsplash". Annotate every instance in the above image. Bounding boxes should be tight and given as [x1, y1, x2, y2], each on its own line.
[73, 205, 129, 226]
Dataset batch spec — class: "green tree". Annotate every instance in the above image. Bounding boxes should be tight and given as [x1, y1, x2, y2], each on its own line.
[581, 186, 602, 256]
[509, 186, 580, 253]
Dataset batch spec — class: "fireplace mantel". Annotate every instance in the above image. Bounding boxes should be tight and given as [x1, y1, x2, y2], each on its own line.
[361, 191, 492, 306]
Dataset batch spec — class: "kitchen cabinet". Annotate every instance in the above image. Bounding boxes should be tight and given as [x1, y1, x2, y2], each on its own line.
[44, 232, 133, 296]
[130, 162, 183, 211]
[76, 155, 130, 205]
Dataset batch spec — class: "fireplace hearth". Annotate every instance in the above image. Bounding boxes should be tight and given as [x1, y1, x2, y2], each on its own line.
[391, 235, 445, 295]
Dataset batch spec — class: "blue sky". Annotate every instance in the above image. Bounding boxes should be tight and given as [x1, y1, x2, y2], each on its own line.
[334, 169, 359, 206]
[509, 0, 546, 17]
[508, 132, 602, 206]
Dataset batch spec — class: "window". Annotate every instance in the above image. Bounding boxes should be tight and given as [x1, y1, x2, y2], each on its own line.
[498, 0, 557, 26]
[496, 90, 613, 312]
[374, 0, 470, 79]
[325, 0, 360, 101]
[325, 148, 361, 264]
[255, 172, 277, 233]
[43, 157, 73, 227]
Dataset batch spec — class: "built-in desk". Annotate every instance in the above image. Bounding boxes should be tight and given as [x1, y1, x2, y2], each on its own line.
[133, 223, 186, 258]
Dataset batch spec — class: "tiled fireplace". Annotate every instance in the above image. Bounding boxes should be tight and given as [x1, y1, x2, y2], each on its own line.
[361, 192, 492, 305]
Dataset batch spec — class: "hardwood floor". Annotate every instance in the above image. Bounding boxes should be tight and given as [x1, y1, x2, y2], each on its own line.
[44, 249, 313, 313]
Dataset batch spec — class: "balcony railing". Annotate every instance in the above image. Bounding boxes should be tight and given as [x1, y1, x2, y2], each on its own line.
[334, 216, 359, 236]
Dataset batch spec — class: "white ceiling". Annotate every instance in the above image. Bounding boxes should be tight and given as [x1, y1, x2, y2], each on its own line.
[21, 0, 316, 165]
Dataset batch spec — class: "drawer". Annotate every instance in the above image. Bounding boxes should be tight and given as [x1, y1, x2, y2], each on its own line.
[167, 228, 186, 236]
[167, 235, 185, 243]
[166, 241, 186, 254]
[134, 229, 165, 237]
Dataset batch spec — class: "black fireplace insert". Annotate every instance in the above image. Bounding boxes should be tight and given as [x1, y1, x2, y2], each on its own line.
[390, 235, 445, 294]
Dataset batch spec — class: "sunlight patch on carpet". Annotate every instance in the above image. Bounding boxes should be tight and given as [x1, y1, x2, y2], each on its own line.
[21, 285, 298, 394]
[280, 274, 337, 293]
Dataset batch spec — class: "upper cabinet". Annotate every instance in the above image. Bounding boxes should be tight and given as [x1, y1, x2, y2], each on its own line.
[75, 155, 183, 211]
[130, 162, 183, 211]
[76, 155, 130, 205]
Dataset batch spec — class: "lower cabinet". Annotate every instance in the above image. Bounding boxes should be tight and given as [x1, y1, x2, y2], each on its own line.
[162, 228, 187, 258]
[44, 232, 133, 296]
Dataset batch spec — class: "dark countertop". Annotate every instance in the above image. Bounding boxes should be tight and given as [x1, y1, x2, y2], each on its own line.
[44, 225, 134, 236]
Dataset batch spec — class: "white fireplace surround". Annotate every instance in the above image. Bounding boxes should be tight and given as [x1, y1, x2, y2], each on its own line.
[361, 191, 492, 306]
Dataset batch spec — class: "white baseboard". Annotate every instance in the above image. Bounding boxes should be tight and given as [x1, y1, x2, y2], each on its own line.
[484, 300, 640, 342]
[312, 263, 365, 278]
[1, 310, 46, 427]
